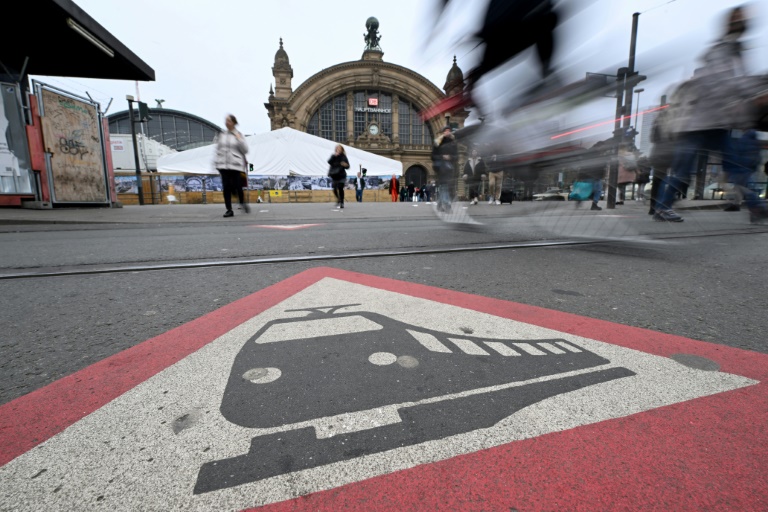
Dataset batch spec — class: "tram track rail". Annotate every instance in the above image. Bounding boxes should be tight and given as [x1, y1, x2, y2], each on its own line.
[2, 227, 766, 280]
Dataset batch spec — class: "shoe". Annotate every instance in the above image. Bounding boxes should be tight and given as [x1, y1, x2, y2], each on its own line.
[653, 209, 684, 222]
[488, 198, 494, 204]
[495, 200, 501, 205]
[590, 203, 602, 211]
[223, 210, 234, 218]
[615, 201, 624, 205]
[340, 203, 344, 209]
[723, 204, 741, 212]
[242, 203, 250, 213]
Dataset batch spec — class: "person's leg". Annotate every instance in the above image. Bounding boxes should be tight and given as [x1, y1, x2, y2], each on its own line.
[338, 183, 345, 207]
[591, 179, 602, 210]
[220, 171, 233, 213]
[235, 176, 248, 212]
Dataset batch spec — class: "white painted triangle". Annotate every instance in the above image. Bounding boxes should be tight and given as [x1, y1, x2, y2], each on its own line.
[0, 277, 756, 510]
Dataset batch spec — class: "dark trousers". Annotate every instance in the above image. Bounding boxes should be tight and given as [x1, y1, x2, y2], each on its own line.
[333, 181, 345, 204]
[219, 169, 244, 211]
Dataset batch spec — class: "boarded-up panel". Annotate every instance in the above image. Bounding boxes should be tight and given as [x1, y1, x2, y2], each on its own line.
[40, 89, 107, 203]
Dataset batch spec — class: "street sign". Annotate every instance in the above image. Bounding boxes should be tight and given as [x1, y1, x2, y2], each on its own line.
[1, 268, 766, 510]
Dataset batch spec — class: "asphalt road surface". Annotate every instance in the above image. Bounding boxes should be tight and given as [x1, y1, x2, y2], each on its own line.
[1, 201, 767, 510]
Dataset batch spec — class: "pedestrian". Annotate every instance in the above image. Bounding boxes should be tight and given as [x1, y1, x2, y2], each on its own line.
[634, 156, 651, 202]
[399, 185, 407, 202]
[354, 170, 366, 202]
[648, 100, 675, 215]
[723, 128, 763, 213]
[573, 140, 609, 211]
[213, 114, 249, 218]
[486, 154, 504, 205]
[616, 143, 637, 205]
[327, 144, 349, 209]
[432, 125, 459, 212]
[463, 147, 487, 205]
[390, 174, 400, 202]
[426, 181, 436, 202]
[407, 182, 416, 202]
[654, 5, 767, 223]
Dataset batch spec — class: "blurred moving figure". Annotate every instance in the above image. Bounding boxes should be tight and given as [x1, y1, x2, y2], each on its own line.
[654, 5, 768, 223]
[463, 147, 487, 205]
[432, 125, 459, 212]
[214, 114, 249, 218]
[439, 0, 558, 99]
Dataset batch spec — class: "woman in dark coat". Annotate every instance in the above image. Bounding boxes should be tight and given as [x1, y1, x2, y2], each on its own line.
[327, 144, 350, 209]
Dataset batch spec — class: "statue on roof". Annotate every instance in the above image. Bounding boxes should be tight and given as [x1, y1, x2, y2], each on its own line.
[364, 17, 382, 51]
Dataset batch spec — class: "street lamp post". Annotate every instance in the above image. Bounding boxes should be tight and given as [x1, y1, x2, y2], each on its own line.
[634, 87, 644, 138]
[126, 95, 144, 205]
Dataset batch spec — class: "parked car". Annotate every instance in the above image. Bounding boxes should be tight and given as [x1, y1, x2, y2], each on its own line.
[532, 188, 568, 201]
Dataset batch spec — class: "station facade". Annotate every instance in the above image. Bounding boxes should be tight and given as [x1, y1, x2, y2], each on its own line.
[264, 23, 469, 188]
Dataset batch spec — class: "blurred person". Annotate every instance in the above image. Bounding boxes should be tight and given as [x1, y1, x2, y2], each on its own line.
[437, 0, 559, 110]
[399, 185, 407, 202]
[654, 5, 768, 223]
[426, 181, 435, 202]
[390, 174, 400, 202]
[463, 147, 487, 205]
[486, 154, 504, 205]
[407, 182, 416, 201]
[723, 128, 764, 214]
[634, 156, 651, 202]
[432, 125, 459, 212]
[214, 114, 249, 218]
[354, 170, 366, 202]
[327, 144, 349, 209]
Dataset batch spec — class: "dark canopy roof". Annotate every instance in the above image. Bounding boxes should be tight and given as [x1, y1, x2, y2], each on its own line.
[4, 0, 154, 81]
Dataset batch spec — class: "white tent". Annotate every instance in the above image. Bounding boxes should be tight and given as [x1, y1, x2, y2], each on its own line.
[156, 127, 402, 177]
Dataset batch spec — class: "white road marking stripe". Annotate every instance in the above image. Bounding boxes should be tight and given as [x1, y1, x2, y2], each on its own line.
[448, 338, 490, 355]
[484, 342, 521, 356]
[556, 341, 583, 353]
[407, 330, 452, 353]
[512, 343, 547, 355]
[538, 342, 566, 354]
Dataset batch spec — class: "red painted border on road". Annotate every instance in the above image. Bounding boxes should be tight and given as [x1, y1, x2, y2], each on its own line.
[1, 267, 766, 511]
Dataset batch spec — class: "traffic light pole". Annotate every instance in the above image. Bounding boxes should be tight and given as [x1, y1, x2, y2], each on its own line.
[126, 96, 144, 205]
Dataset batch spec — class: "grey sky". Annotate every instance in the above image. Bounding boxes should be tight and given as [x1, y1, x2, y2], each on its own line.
[33, 0, 767, 139]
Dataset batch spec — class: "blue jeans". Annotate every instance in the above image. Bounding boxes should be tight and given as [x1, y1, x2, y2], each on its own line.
[658, 130, 728, 212]
[356, 189, 363, 202]
[591, 179, 602, 204]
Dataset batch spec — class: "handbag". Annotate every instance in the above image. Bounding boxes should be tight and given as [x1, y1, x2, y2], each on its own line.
[569, 181, 593, 201]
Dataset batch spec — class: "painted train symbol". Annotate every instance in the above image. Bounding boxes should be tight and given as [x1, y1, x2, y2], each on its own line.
[195, 305, 635, 494]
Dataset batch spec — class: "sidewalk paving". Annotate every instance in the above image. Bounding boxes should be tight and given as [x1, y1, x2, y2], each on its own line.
[0, 199, 728, 226]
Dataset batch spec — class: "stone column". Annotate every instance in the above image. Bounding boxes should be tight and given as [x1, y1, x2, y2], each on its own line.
[392, 94, 399, 145]
[346, 92, 354, 144]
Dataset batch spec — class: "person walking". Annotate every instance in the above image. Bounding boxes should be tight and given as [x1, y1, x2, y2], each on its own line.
[432, 125, 459, 212]
[390, 174, 400, 202]
[354, 170, 366, 202]
[486, 154, 504, 204]
[214, 114, 249, 218]
[463, 147, 487, 205]
[327, 144, 349, 209]
[654, 5, 767, 222]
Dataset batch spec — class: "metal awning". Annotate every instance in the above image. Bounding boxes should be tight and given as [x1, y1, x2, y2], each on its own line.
[3, 0, 154, 81]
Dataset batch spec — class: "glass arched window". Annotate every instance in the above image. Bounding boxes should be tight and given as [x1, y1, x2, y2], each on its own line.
[307, 93, 347, 142]
[399, 100, 434, 146]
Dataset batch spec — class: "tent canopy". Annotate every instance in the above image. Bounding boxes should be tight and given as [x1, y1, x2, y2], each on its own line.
[156, 127, 403, 177]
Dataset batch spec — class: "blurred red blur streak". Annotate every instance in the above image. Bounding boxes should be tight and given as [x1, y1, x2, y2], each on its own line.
[419, 92, 471, 122]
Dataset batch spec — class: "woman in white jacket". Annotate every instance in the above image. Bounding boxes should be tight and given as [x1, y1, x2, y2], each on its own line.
[214, 114, 249, 217]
